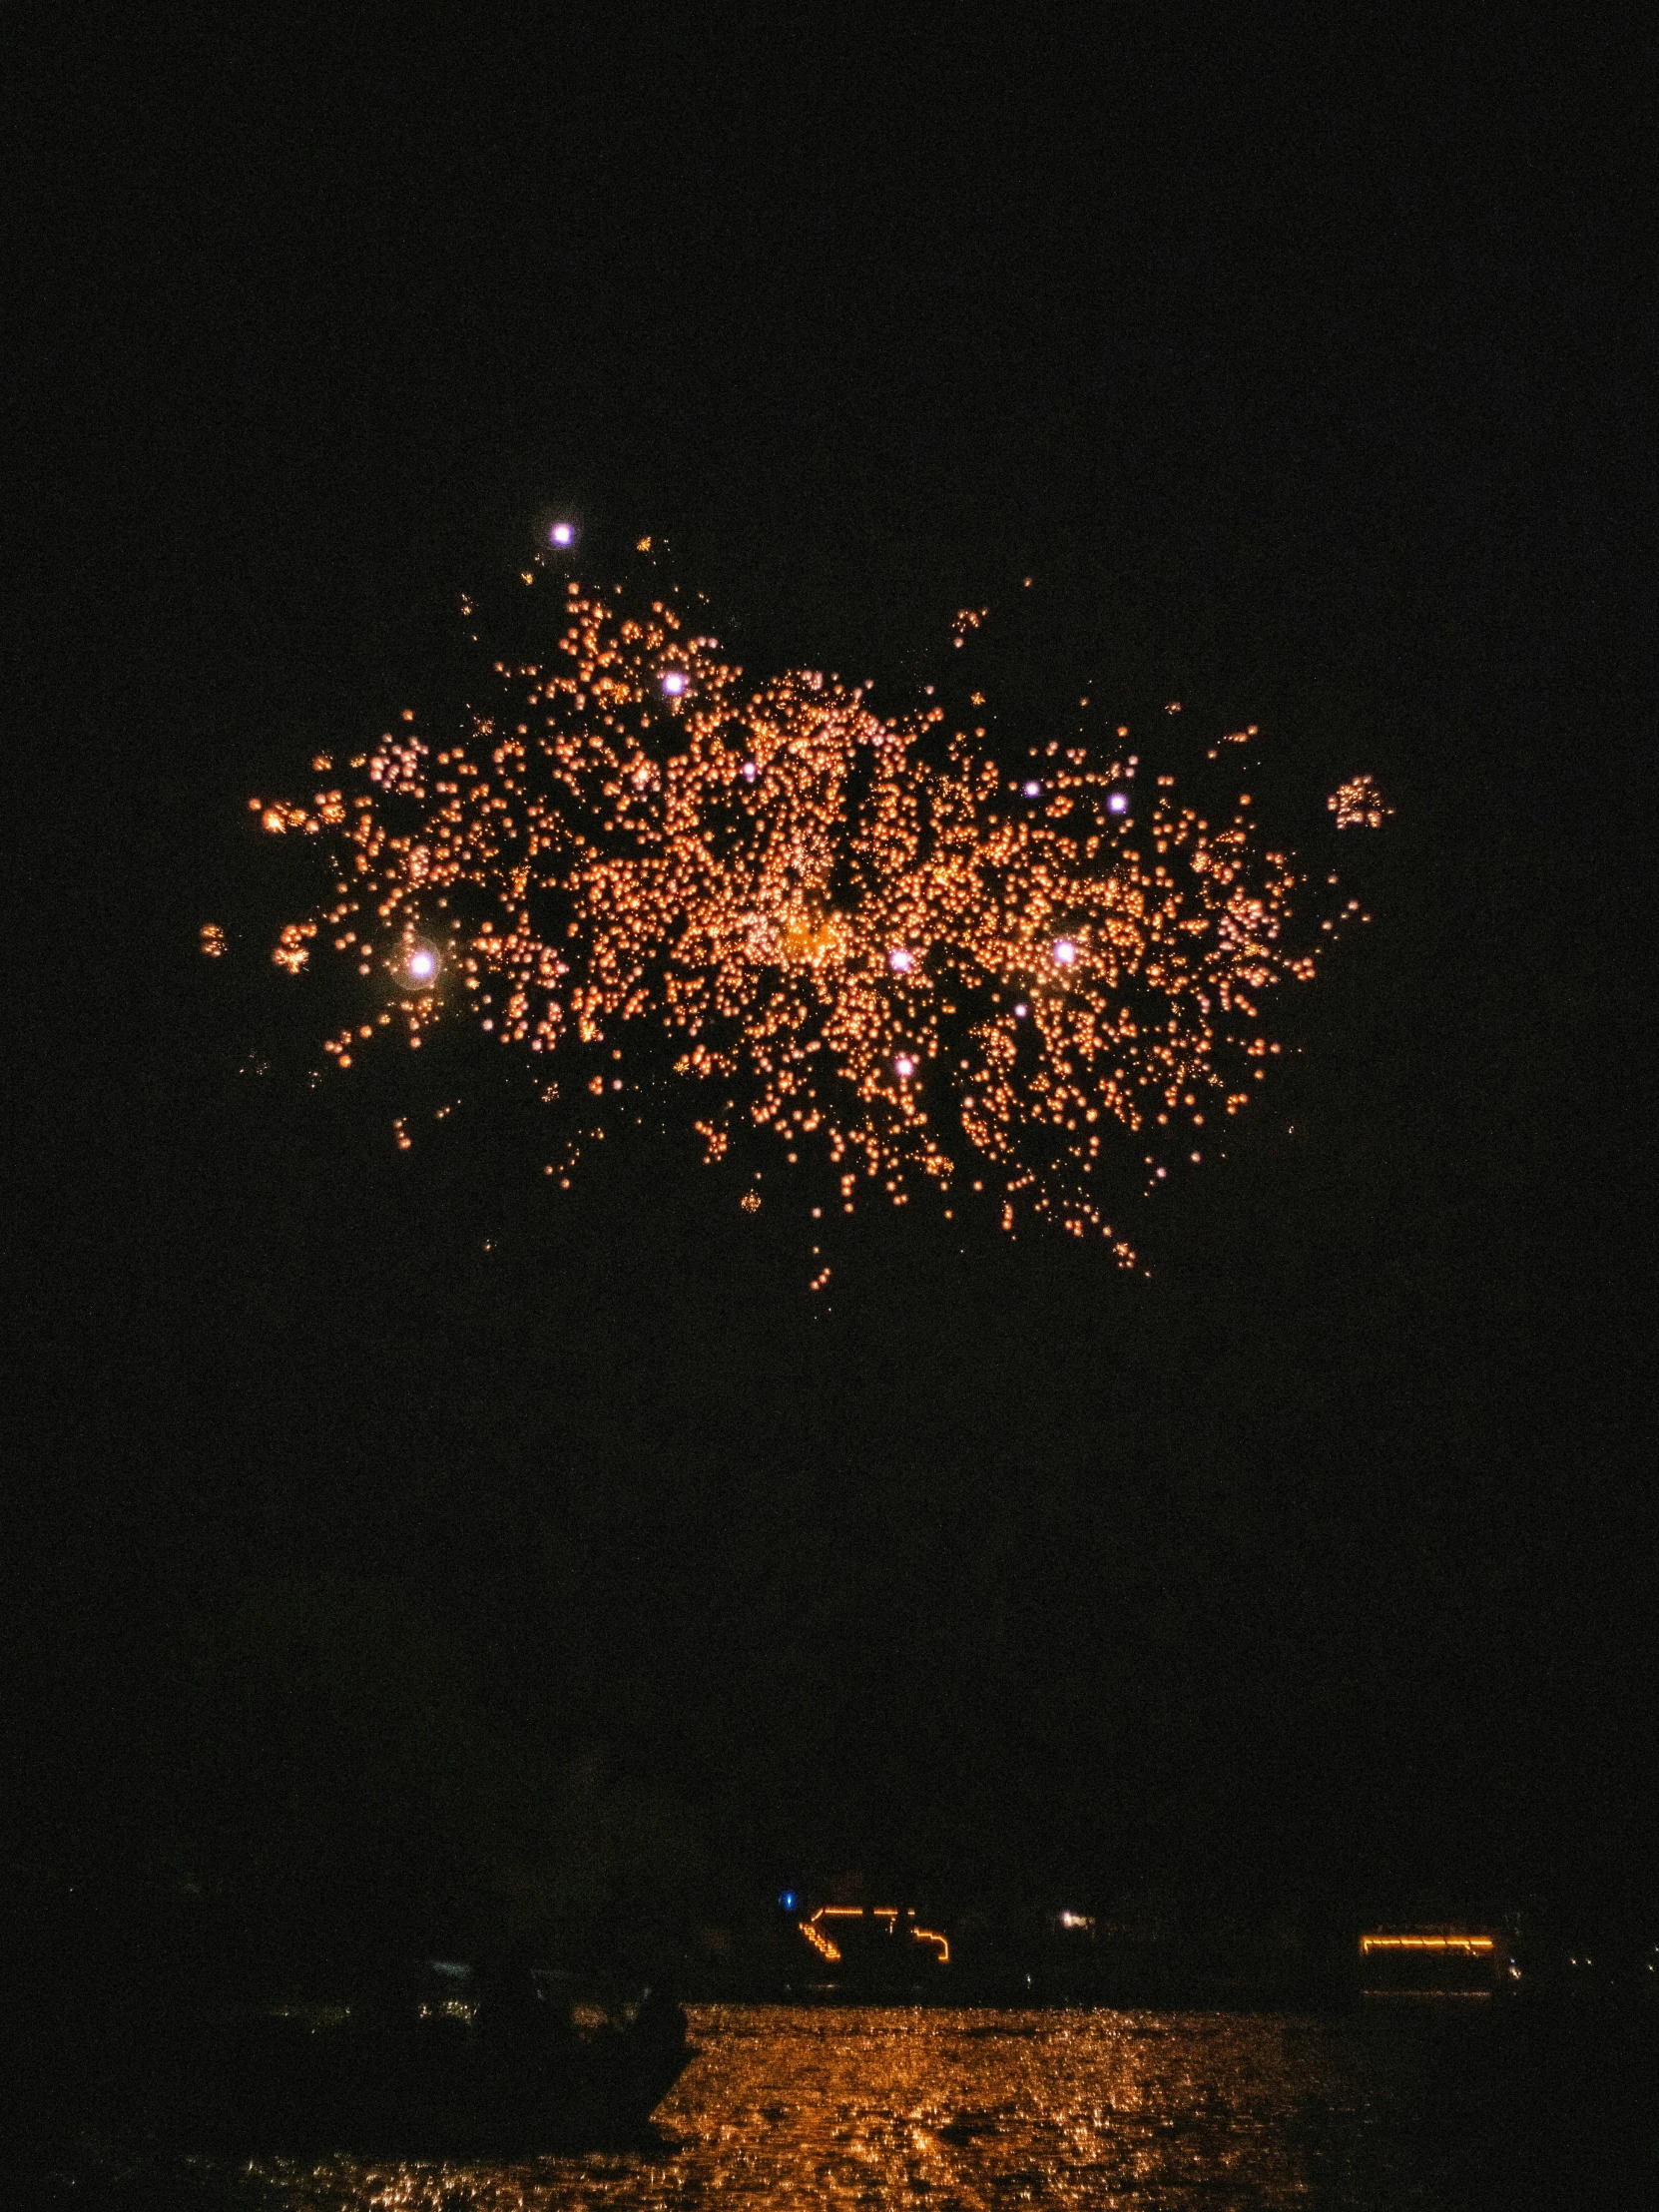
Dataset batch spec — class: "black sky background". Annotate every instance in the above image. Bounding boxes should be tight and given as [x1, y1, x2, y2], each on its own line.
[7, 11, 1657, 1938]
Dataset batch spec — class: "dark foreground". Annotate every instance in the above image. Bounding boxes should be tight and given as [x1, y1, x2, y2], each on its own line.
[14, 1985, 691, 2181]
[21, 2001, 1659, 2210]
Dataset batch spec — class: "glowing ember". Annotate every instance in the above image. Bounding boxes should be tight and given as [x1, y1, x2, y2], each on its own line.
[1329, 773, 1392, 830]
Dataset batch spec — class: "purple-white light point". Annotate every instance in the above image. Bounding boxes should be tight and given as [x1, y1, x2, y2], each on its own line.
[1053, 938, 1077, 966]
[888, 947, 912, 973]
[549, 522, 574, 547]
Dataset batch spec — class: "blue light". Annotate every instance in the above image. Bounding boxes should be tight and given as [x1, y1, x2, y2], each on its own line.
[779, 1891, 797, 1910]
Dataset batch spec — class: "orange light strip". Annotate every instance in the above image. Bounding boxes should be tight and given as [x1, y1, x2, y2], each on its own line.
[1365, 1988, 1492, 1999]
[1360, 1935, 1494, 1954]
[802, 1904, 950, 1964]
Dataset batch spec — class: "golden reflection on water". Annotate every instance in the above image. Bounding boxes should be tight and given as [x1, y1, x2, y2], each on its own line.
[225, 2005, 1441, 2210]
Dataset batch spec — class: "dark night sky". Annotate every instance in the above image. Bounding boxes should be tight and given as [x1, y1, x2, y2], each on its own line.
[7, 12, 1656, 1935]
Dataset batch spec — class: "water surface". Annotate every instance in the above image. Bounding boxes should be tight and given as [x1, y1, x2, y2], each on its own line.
[63, 2003, 1656, 2209]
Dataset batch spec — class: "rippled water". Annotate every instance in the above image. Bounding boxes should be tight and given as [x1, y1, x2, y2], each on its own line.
[61, 2003, 1655, 2210]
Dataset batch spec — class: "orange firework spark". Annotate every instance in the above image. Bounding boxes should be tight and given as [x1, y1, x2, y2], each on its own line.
[1328, 774, 1394, 830]
[253, 543, 1382, 1272]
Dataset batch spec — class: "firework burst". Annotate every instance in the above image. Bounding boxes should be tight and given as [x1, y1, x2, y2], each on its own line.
[242, 538, 1382, 1277]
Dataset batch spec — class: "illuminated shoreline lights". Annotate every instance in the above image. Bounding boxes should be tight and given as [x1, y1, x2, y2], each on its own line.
[255, 549, 1380, 1274]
